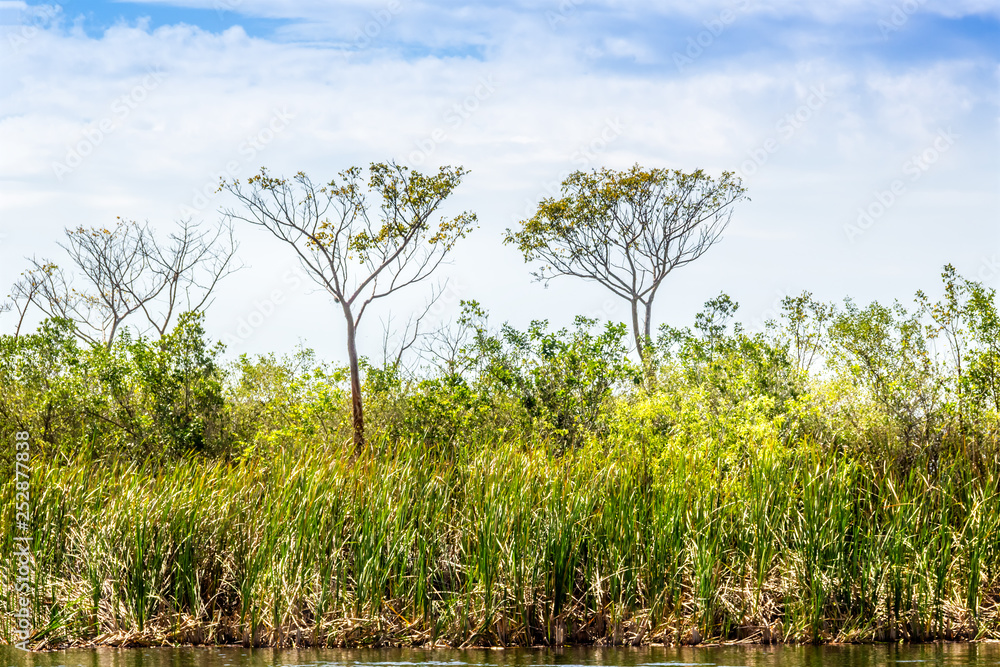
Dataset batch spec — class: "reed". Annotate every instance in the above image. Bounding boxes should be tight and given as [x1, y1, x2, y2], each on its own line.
[2, 432, 998, 650]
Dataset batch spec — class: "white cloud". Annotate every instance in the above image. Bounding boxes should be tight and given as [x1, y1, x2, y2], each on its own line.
[106, 0, 1000, 21]
[0, 5, 997, 360]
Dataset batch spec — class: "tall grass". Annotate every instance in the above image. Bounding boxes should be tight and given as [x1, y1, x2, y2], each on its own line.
[1, 433, 998, 649]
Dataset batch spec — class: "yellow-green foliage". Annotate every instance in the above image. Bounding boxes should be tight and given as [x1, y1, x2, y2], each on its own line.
[1, 436, 999, 649]
[2, 269, 1000, 648]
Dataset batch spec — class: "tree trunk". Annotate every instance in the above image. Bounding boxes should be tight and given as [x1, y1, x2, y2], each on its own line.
[634, 298, 656, 383]
[630, 299, 644, 361]
[344, 312, 365, 453]
[642, 299, 653, 352]
[107, 318, 120, 350]
[15, 306, 29, 339]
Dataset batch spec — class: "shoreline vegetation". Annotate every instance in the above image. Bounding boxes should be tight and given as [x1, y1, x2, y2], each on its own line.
[2, 266, 1000, 650]
[5, 444, 1000, 650]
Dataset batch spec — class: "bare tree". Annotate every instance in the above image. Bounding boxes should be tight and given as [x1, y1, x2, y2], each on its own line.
[221, 163, 476, 451]
[378, 282, 446, 372]
[140, 219, 241, 337]
[61, 220, 159, 346]
[505, 165, 747, 364]
[6, 219, 239, 347]
[7, 261, 102, 344]
[6, 263, 57, 340]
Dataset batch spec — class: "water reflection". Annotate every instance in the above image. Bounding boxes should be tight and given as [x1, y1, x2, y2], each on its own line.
[2, 644, 998, 667]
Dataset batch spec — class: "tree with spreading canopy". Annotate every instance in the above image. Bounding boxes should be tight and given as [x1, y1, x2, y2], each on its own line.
[221, 163, 476, 452]
[505, 165, 746, 367]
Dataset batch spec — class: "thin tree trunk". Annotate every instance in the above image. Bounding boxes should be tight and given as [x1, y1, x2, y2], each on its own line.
[14, 308, 27, 339]
[630, 299, 644, 362]
[636, 299, 656, 383]
[643, 299, 656, 383]
[344, 313, 365, 453]
[107, 319, 119, 350]
[642, 299, 653, 351]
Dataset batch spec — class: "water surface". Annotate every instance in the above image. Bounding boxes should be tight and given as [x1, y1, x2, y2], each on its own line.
[3, 644, 999, 667]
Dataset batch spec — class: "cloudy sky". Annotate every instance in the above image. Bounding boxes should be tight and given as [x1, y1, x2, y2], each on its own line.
[1, 0, 998, 363]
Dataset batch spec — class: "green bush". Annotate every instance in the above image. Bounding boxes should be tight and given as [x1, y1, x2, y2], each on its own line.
[0, 312, 228, 461]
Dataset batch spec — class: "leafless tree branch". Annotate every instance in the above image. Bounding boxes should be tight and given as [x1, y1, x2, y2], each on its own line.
[6, 219, 240, 347]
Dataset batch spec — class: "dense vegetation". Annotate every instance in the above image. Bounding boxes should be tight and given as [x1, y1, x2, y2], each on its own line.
[1, 266, 999, 648]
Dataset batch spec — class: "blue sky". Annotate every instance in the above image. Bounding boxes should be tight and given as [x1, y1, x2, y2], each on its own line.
[37, 1, 1000, 68]
[45, 1, 291, 38]
[1, 0, 998, 361]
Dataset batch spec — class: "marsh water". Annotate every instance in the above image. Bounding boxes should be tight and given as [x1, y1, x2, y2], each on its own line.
[3, 645, 1000, 667]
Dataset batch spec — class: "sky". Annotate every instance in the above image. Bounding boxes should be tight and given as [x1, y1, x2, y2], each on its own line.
[0, 0, 998, 365]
